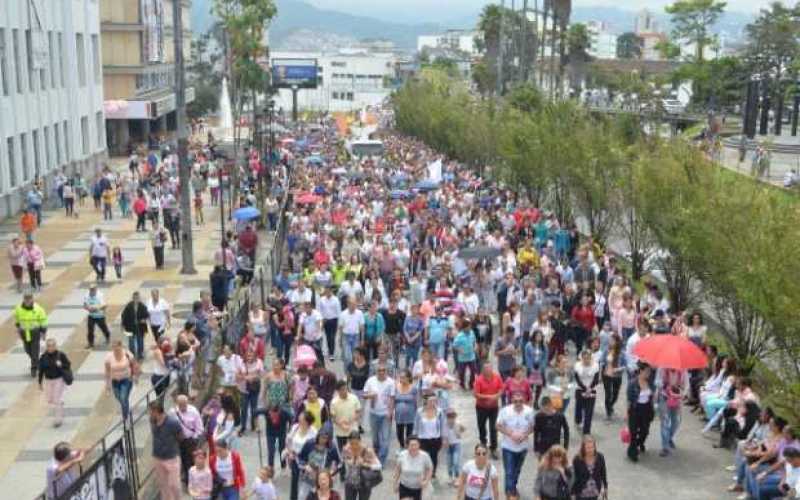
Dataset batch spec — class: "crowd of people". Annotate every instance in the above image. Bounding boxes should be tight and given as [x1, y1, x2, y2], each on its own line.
[32, 112, 800, 500]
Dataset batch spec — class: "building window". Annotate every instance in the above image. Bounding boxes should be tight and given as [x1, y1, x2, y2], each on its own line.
[7, 137, 16, 188]
[96, 111, 103, 149]
[25, 30, 35, 92]
[331, 61, 346, 67]
[20, 133, 29, 181]
[54, 123, 61, 165]
[64, 120, 70, 162]
[44, 126, 51, 172]
[81, 116, 89, 155]
[76, 34, 86, 87]
[58, 32, 65, 87]
[13, 29, 23, 93]
[91, 35, 100, 84]
[0, 29, 8, 96]
[32, 129, 41, 176]
[48, 31, 55, 88]
[346, 92, 354, 101]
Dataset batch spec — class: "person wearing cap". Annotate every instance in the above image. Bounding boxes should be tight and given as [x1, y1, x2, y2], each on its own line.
[14, 293, 48, 377]
[83, 285, 111, 349]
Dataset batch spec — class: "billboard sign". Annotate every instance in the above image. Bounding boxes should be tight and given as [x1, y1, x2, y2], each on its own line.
[141, 0, 164, 63]
[272, 59, 318, 89]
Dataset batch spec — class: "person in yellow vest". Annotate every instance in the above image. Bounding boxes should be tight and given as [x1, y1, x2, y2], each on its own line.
[14, 292, 48, 377]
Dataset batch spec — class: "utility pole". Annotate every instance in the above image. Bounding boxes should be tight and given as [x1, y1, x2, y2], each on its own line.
[497, 0, 505, 96]
[174, 0, 196, 274]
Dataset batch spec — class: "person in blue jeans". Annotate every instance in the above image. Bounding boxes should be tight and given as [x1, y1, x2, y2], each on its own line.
[656, 367, 689, 457]
[452, 322, 478, 389]
[496, 392, 534, 498]
[444, 409, 465, 486]
[402, 305, 424, 369]
[363, 363, 395, 465]
[755, 446, 800, 500]
[105, 341, 136, 419]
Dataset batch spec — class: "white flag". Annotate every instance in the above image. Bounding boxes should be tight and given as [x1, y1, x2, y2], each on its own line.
[427, 159, 442, 182]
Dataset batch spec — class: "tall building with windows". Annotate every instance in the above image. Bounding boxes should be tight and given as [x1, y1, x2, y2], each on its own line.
[0, 1, 106, 218]
[101, 0, 194, 155]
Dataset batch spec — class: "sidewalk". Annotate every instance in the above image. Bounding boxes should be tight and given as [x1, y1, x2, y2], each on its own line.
[0, 160, 271, 498]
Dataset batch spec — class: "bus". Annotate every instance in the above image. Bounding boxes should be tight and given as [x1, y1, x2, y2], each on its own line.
[348, 139, 384, 158]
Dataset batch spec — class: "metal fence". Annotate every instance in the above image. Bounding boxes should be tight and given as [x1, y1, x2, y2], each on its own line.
[37, 160, 294, 500]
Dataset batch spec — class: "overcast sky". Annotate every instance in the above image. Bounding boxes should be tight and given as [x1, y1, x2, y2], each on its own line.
[308, 0, 773, 18]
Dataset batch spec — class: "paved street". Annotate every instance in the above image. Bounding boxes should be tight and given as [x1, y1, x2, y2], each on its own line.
[0, 161, 248, 498]
[232, 353, 734, 500]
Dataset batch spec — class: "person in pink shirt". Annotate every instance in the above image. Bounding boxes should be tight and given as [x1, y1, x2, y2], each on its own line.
[7, 237, 26, 292]
[23, 239, 45, 291]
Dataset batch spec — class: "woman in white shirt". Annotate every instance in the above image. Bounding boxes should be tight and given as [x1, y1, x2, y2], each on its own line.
[456, 444, 499, 500]
[414, 395, 445, 477]
[249, 302, 269, 340]
[686, 312, 708, 346]
[286, 411, 317, 500]
[146, 289, 171, 342]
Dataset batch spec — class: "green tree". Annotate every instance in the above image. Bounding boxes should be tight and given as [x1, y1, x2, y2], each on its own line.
[671, 56, 748, 110]
[655, 39, 682, 60]
[664, 0, 727, 62]
[616, 32, 643, 59]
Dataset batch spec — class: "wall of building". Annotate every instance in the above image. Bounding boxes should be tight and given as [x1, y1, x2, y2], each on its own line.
[271, 50, 396, 113]
[0, 0, 106, 219]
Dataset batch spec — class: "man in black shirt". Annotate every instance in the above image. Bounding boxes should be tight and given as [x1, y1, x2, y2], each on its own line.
[533, 396, 570, 456]
[380, 299, 406, 368]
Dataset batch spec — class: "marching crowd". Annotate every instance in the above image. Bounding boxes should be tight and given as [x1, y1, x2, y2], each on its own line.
[23, 114, 800, 500]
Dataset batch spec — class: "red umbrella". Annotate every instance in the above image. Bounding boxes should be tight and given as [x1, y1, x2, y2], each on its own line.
[296, 193, 322, 205]
[632, 335, 707, 370]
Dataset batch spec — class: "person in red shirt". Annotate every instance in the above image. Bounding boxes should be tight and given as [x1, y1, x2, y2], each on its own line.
[313, 245, 330, 268]
[133, 194, 148, 232]
[474, 361, 504, 459]
[238, 225, 258, 261]
[570, 293, 596, 354]
[238, 327, 265, 361]
[209, 439, 246, 495]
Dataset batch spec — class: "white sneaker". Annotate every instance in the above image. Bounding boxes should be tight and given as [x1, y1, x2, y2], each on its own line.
[725, 465, 736, 472]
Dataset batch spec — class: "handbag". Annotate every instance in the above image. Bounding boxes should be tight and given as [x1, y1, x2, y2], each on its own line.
[359, 466, 383, 489]
[528, 370, 543, 386]
[62, 368, 74, 386]
[211, 473, 225, 498]
[620, 426, 631, 444]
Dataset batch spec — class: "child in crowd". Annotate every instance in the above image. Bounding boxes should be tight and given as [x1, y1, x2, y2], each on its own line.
[445, 408, 465, 487]
[250, 465, 278, 500]
[112, 247, 124, 280]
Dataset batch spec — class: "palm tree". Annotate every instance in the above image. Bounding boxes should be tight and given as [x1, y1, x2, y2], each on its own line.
[553, 0, 572, 97]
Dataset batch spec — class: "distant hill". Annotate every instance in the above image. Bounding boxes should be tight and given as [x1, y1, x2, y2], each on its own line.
[191, 0, 466, 49]
[190, 0, 752, 50]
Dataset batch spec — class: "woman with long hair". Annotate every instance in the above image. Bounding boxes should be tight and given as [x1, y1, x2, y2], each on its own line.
[213, 393, 240, 451]
[599, 334, 624, 420]
[306, 469, 340, 500]
[626, 364, 655, 462]
[524, 329, 549, 409]
[237, 349, 263, 436]
[341, 431, 381, 500]
[393, 369, 418, 449]
[261, 358, 292, 469]
[286, 411, 318, 500]
[533, 445, 573, 500]
[209, 439, 246, 500]
[572, 435, 607, 500]
[414, 395, 445, 477]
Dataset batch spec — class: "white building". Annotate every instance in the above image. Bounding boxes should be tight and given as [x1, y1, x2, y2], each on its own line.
[0, 0, 106, 218]
[417, 30, 480, 57]
[585, 21, 618, 60]
[270, 49, 397, 113]
[635, 9, 660, 35]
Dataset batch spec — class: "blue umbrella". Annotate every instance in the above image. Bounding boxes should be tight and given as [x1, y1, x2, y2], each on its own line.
[306, 155, 324, 165]
[391, 190, 410, 200]
[415, 179, 440, 191]
[232, 206, 260, 220]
